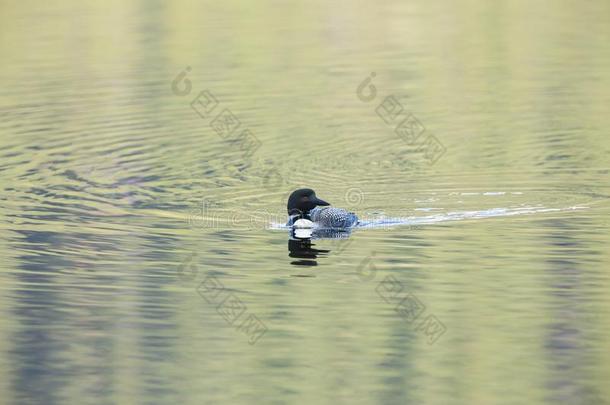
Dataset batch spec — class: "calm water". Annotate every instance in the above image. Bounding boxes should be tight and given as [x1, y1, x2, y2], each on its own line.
[1, 1, 610, 404]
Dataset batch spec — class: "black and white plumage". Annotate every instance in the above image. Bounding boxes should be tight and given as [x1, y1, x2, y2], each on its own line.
[308, 206, 358, 228]
[286, 188, 358, 229]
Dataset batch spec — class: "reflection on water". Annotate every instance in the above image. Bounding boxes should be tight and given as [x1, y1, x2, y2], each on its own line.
[288, 237, 328, 266]
[288, 228, 353, 266]
[1, 0, 610, 403]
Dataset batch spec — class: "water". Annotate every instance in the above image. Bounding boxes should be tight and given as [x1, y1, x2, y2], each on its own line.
[1, 1, 610, 404]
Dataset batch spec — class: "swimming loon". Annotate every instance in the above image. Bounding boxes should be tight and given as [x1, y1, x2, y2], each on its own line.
[287, 188, 358, 229]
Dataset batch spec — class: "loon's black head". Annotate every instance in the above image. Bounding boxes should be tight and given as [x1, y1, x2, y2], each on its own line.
[287, 188, 330, 217]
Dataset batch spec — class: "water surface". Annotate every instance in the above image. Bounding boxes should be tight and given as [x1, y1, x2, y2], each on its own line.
[1, 1, 610, 404]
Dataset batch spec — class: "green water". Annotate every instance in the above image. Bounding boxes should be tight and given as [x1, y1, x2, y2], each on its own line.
[1, 1, 609, 404]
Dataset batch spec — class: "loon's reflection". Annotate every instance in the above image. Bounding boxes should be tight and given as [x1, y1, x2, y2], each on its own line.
[288, 238, 328, 266]
[288, 228, 353, 266]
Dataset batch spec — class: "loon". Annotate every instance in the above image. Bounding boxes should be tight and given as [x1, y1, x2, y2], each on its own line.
[287, 188, 358, 229]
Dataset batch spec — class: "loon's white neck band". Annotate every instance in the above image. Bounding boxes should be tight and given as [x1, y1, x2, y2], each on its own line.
[293, 218, 314, 229]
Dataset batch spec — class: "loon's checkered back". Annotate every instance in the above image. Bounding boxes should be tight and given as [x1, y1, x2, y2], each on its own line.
[309, 206, 358, 228]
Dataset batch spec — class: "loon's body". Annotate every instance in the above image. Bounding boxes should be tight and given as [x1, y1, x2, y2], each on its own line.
[308, 206, 358, 228]
[286, 189, 358, 229]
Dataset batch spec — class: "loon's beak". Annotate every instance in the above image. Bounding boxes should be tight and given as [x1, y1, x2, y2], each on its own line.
[312, 196, 330, 206]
